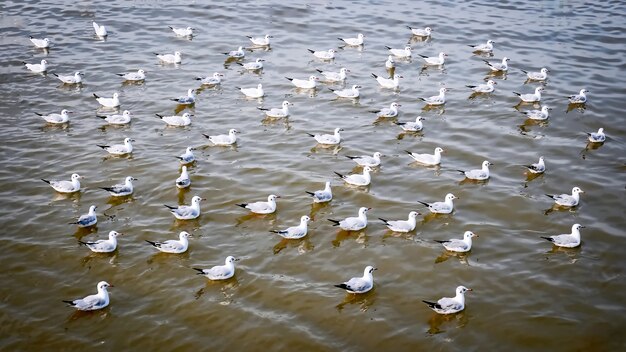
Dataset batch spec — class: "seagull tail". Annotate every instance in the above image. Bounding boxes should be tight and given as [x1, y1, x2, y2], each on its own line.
[334, 284, 349, 290]
[246, 35, 253, 39]
[168, 26, 174, 30]
[417, 201, 430, 207]
[100, 187, 113, 192]
[315, 69, 323, 74]
[163, 204, 177, 210]
[307, 49, 315, 53]
[406, 26, 413, 30]
[236, 62, 244, 66]
[257, 107, 269, 111]
[394, 121, 405, 126]
[96, 145, 109, 150]
[192, 268, 205, 275]
[513, 92, 522, 97]
[153, 53, 160, 56]
[41, 179, 51, 184]
[544, 194, 555, 200]
[305, 191, 315, 197]
[194, 77, 203, 80]
[333, 171, 345, 179]
[52, 73, 59, 77]
[404, 150, 413, 156]
[93, 93, 100, 99]
[285, 77, 294, 81]
[520, 69, 528, 74]
[145, 240, 158, 247]
[384, 45, 392, 50]
[78, 240, 88, 245]
[465, 85, 476, 89]
[235, 203, 248, 209]
[306, 133, 315, 137]
[456, 169, 466, 174]
[269, 230, 280, 234]
[202, 133, 211, 139]
[115, 73, 125, 76]
[418, 97, 426, 102]
[417, 54, 428, 58]
[378, 218, 389, 225]
[371, 73, 378, 79]
[155, 113, 164, 119]
[68, 221, 79, 225]
[62, 300, 76, 306]
[327, 88, 336, 92]
[96, 115, 108, 119]
[34, 112, 44, 116]
[345, 155, 358, 160]
[422, 300, 438, 309]
[540, 236, 554, 242]
[434, 240, 449, 244]
[169, 98, 179, 102]
[327, 219, 341, 226]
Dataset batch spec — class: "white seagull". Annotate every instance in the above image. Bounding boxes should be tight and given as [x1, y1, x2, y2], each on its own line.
[568, 89, 589, 104]
[469, 40, 494, 53]
[285, 75, 319, 89]
[523, 106, 552, 120]
[79, 231, 122, 253]
[196, 72, 224, 85]
[466, 80, 497, 93]
[155, 51, 182, 64]
[92, 22, 107, 37]
[407, 26, 432, 37]
[457, 160, 492, 180]
[223, 46, 245, 58]
[371, 102, 400, 118]
[238, 58, 264, 70]
[98, 110, 132, 125]
[418, 193, 458, 214]
[203, 128, 239, 146]
[307, 127, 343, 145]
[395, 116, 425, 132]
[271, 215, 311, 239]
[165, 195, 204, 220]
[386, 45, 412, 58]
[379, 211, 420, 232]
[146, 231, 191, 254]
[237, 84, 264, 98]
[247, 34, 272, 46]
[346, 152, 382, 167]
[436, 231, 478, 252]
[169, 26, 194, 36]
[23, 59, 48, 73]
[237, 194, 280, 214]
[418, 52, 447, 65]
[372, 73, 402, 89]
[53, 71, 83, 84]
[176, 166, 191, 188]
[406, 147, 444, 165]
[97, 137, 134, 155]
[524, 156, 546, 174]
[328, 207, 370, 231]
[63, 281, 112, 311]
[541, 224, 585, 248]
[545, 187, 584, 207]
[423, 286, 472, 314]
[419, 87, 450, 106]
[330, 85, 361, 99]
[117, 69, 146, 81]
[521, 67, 549, 81]
[35, 109, 72, 124]
[335, 166, 373, 186]
[176, 147, 196, 164]
[484, 57, 510, 72]
[335, 266, 377, 294]
[316, 67, 349, 82]
[41, 173, 82, 193]
[194, 256, 238, 280]
[156, 112, 193, 127]
[385, 55, 395, 69]
[514, 87, 544, 103]
[308, 48, 336, 60]
[100, 176, 137, 197]
[338, 33, 364, 46]
[29, 36, 50, 48]
[305, 181, 332, 203]
[258, 101, 291, 118]
[171, 89, 196, 105]
[586, 128, 606, 143]
[93, 92, 120, 108]
[69, 205, 97, 227]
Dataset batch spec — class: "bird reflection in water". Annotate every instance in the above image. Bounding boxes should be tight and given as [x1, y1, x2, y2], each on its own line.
[336, 290, 376, 312]
[426, 310, 469, 335]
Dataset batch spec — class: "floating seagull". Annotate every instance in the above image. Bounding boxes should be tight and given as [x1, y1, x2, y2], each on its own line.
[236, 194, 279, 214]
[524, 156, 546, 174]
[586, 128, 606, 143]
[418, 193, 457, 214]
[308, 48, 336, 60]
[316, 67, 349, 82]
[53, 71, 83, 84]
[466, 80, 497, 93]
[386, 45, 412, 58]
[156, 112, 193, 126]
[371, 102, 400, 118]
[568, 89, 589, 104]
[193, 256, 238, 280]
[418, 52, 447, 65]
[330, 85, 361, 99]
[436, 231, 477, 252]
[285, 75, 319, 89]
[545, 186, 584, 207]
[146, 231, 191, 254]
[513, 87, 544, 103]
[335, 166, 373, 186]
[335, 266, 376, 294]
[541, 224, 585, 248]
[247, 34, 272, 46]
[92, 22, 107, 37]
[468, 40, 494, 53]
[29, 36, 50, 48]
[521, 67, 549, 81]
[93, 92, 120, 108]
[117, 69, 146, 81]
[483, 57, 510, 72]
[379, 211, 420, 232]
[79, 231, 122, 253]
[407, 26, 432, 37]
[69, 205, 97, 228]
[176, 166, 191, 188]
[223, 46, 245, 58]
[41, 173, 82, 193]
[328, 207, 370, 231]
[457, 160, 492, 180]
[171, 89, 196, 105]
[385, 55, 395, 69]
[305, 181, 332, 203]
[346, 152, 382, 167]
[419, 87, 450, 105]
[98, 110, 132, 125]
[100, 176, 136, 197]
[372, 73, 402, 89]
[307, 127, 343, 145]
[196, 72, 224, 85]
[97, 137, 134, 155]
[203, 128, 239, 146]
[155, 51, 182, 64]
[63, 281, 112, 311]
[165, 195, 204, 220]
[423, 286, 471, 314]
[522, 106, 551, 120]
[258, 101, 292, 118]
[238, 58, 264, 70]
[237, 84, 264, 98]
[270, 215, 311, 239]
[406, 147, 444, 165]
[169, 26, 194, 37]
[35, 109, 72, 124]
[176, 147, 196, 164]
[23, 59, 48, 73]
[395, 116, 425, 132]
[338, 33, 364, 46]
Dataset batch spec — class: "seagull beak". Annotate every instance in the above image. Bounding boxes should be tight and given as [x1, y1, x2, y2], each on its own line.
[466, 288, 472, 292]
[474, 233, 479, 237]
[234, 258, 241, 261]
[67, 111, 74, 113]
[201, 198, 207, 201]
[580, 226, 586, 229]
[133, 178, 138, 181]
[367, 207, 372, 210]
[118, 233, 124, 236]
[373, 267, 378, 271]
[275, 195, 282, 198]
[108, 284, 115, 288]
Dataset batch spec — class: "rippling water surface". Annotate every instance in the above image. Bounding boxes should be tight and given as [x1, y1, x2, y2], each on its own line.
[1, 0, 625, 350]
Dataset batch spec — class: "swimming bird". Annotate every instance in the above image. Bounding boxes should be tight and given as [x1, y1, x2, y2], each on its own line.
[435, 231, 477, 252]
[346, 152, 382, 167]
[196, 72, 224, 85]
[468, 40, 494, 53]
[23, 59, 48, 73]
[193, 256, 238, 280]
[146, 231, 191, 254]
[203, 128, 239, 146]
[513, 87, 544, 103]
[285, 75, 318, 89]
[407, 26, 432, 37]
[385, 55, 395, 69]
[238, 58, 264, 70]
[541, 224, 585, 248]
[63, 281, 112, 311]
[79, 231, 122, 253]
[93, 92, 120, 108]
[521, 67, 549, 81]
[372, 73, 402, 89]
[35, 109, 72, 124]
[418, 52, 447, 65]
[117, 69, 146, 81]
[155, 51, 182, 64]
[457, 160, 492, 180]
[338, 33, 364, 46]
[53, 71, 83, 84]
[100, 176, 136, 197]
[308, 48, 336, 60]
[328, 207, 370, 231]
[237, 84, 264, 98]
[156, 112, 193, 126]
[176, 147, 196, 164]
[316, 67, 349, 82]
[69, 205, 97, 228]
[247, 34, 272, 46]
[423, 286, 472, 314]
[418, 193, 457, 214]
[236, 194, 279, 214]
[466, 80, 497, 93]
[270, 215, 311, 239]
[98, 110, 132, 125]
[568, 89, 589, 104]
[29, 36, 50, 48]
[395, 116, 425, 132]
[370, 102, 400, 118]
[92, 22, 107, 37]
[171, 89, 196, 105]
[419, 87, 450, 105]
[483, 57, 510, 72]
[223, 46, 245, 58]
[386, 45, 412, 58]
[586, 128, 606, 143]
[406, 147, 444, 165]
[522, 106, 551, 120]
[165, 195, 204, 220]
[523, 156, 546, 174]
[176, 166, 191, 189]
[307, 128, 343, 145]
[379, 211, 420, 232]
[335, 166, 373, 186]
[42, 173, 82, 193]
[545, 187, 584, 207]
[305, 181, 332, 203]
[258, 101, 291, 118]
[169, 26, 194, 36]
[335, 266, 376, 294]
[97, 137, 134, 155]
[329, 85, 361, 98]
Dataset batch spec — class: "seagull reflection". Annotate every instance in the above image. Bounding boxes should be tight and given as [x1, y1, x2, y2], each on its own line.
[50, 191, 81, 203]
[73, 226, 98, 240]
[80, 251, 119, 267]
[426, 310, 469, 334]
[331, 229, 369, 247]
[194, 277, 240, 301]
[272, 237, 314, 255]
[336, 290, 376, 312]
[66, 308, 111, 322]
[434, 251, 470, 266]
[235, 212, 277, 226]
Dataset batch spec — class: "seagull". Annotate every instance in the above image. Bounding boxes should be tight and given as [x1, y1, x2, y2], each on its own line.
[223, 46, 245, 58]
[346, 152, 382, 167]
[372, 73, 402, 89]
[423, 286, 472, 314]
[171, 89, 196, 105]
[419, 87, 450, 105]
[193, 256, 238, 280]
[63, 281, 112, 311]
[370, 102, 400, 118]
[545, 187, 584, 207]
[379, 211, 420, 232]
[386, 45, 412, 58]
[176, 166, 191, 188]
[237, 84, 264, 98]
[385, 55, 395, 69]
[169, 26, 194, 36]
[238, 58, 264, 70]
[305, 181, 332, 203]
[468, 40, 494, 53]
[329, 85, 361, 99]
[524, 156, 546, 174]
[466, 80, 497, 93]
[29, 36, 50, 48]
[457, 160, 492, 181]
[338, 33, 364, 46]
[521, 67, 549, 81]
[586, 128, 606, 143]
[53, 71, 83, 84]
[176, 147, 196, 164]
[395, 116, 425, 132]
[196, 72, 224, 85]
[41, 173, 82, 193]
[285, 75, 319, 89]
[307, 48, 336, 60]
[236, 194, 280, 214]
[307, 128, 343, 145]
[156, 112, 193, 126]
[69, 205, 97, 228]
[335, 266, 377, 294]
[100, 176, 136, 197]
[270, 215, 311, 239]
[23, 59, 48, 73]
[418, 52, 447, 65]
[35, 109, 72, 124]
[97, 137, 134, 155]
[328, 207, 370, 231]
[93, 92, 120, 108]
[146, 231, 191, 254]
[407, 26, 432, 37]
[335, 166, 373, 186]
[568, 89, 589, 104]
[435, 231, 477, 252]
[513, 87, 544, 103]
[418, 193, 457, 214]
[165, 195, 204, 220]
[203, 128, 239, 146]
[258, 101, 292, 118]
[406, 147, 444, 165]
[79, 231, 122, 253]
[98, 110, 132, 125]
[316, 67, 349, 82]
[522, 106, 552, 120]
[541, 224, 585, 248]
[92, 22, 107, 37]
[155, 51, 182, 64]
[483, 57, 510, 72]
[247, 34, 272, 46]
[117, 69, 146, 81]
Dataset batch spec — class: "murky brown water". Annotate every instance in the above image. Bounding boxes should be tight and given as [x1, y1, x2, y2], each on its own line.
[1, 0, 625, 350]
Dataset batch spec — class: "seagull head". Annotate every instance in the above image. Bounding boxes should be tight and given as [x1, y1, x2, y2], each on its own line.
[572, 187, 584, 195]
[138, 69, 146, 74]
[174, 51, 182, 57]
[457, 286, 472, 295]
[465, 231, 478, 239]
[373, 152, 382, 159]
[364, 266, 377, 275]
[124, 137, 134, 144]
[301, 215, 311, 223]
[334, 127, 344, 133]
[390, 102, 401, 109]
[409, 211, 421, 218]
[282, 101, 291, 107]
[268, 194, 280, 202]
[445, 193, 458, 201]
[109, 231, 123, 238]
[358, 207, 370, 216]
[41, 59, 48, 65]
[487, 80, 497, 85]
[487, 40, 495, 45]
[182, 113, 193, 118]
[71, 173, 82, 181]
[112, 92, 119, 99]
[98, 281, 112, 290]
[122, 110, 132, 116]
[309, 75, 319, 81]
[541, 68, 549, 74]
[125, 176, 137, 183]
[226, 256, 239, 264]
[572, 224, 585, 232]
[483, 160, 493, 168]
[229, 128, 239, 135]
[180, 231, 192, 239]
[404, 45, 412, 51]
[60, 109, 73, 115]
[191, 195, 205, 204]
[434, 147, 444, 154]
